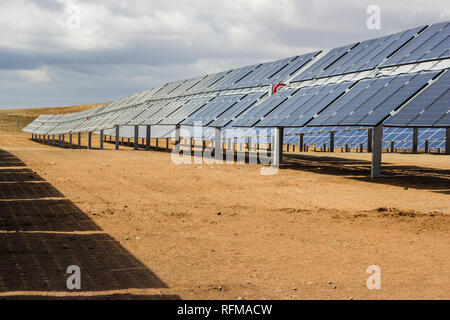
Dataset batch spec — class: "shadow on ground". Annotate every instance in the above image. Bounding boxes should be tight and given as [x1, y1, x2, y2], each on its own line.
[0, 149, 179, 299]
[282, 153, 450, 194]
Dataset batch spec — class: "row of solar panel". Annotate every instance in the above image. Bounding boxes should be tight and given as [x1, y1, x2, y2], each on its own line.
[284, 127, 447, 150]
[23, 20, 450, 136]
[23, 67, 450, 137]
[293, 21, 450, 81]
[48, 20, 449, 119]
[23, 92, 267, 135]
[233, 69, 449, 128]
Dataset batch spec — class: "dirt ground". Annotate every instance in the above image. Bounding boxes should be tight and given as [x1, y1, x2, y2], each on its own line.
[0, 133, 449, 300]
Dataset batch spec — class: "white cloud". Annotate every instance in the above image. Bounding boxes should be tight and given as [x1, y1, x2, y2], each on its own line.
[18, 67, 52, 83]
[0, 0, 449, 108]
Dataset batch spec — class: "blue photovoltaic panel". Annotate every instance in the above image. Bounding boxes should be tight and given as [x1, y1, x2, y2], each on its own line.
[358, 72, 438, 125]
[257, 81, 355, 127]
[284, 127, 447, 151]
[301, 27, 424, 79]
[151, 81, 185, 100]
[408, 90, 450, 126]
[420, 35, 450, 61]
[339, 72, 438, 126]
[309, 72, 433, 126]
[318, 39, 386, 78]
[212, 65, 261, 91]
[330, 74, 414, 126]
[292, 43, 357, 82]
[233, 89, 296, 127]
[182, 95, 244, 126]
[126, 101, 169, 126]
[383, 21, 450, 67]
[184, 71, 230, 95]
[269, 51, 321, 83]
[231, 51, 321, 88]
[323, 27, 423, 76]
[345, 26, 424, 72]
[166, 77, 204, 98]
[256, 86, 323, 127]
[158, 98, 211, 125]
[384, 70, 450, 127]
[141, 101, 186, 125]
[434, 111, 450, 127]
[209, 93, 266, 128]
[231, 57, 294, 88]
[309, 77, 388, 126]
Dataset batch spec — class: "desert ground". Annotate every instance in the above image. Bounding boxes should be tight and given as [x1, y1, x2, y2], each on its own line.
[0, 106, 449, 300]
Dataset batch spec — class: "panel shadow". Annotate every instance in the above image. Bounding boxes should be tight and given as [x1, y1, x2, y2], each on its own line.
[0, 149, 174, 297]
[0, 233, 167, 292]
[283, 153, 450, 193]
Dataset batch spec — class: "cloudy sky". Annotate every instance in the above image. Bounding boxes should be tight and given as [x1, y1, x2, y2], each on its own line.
[1, 0, 449, 109]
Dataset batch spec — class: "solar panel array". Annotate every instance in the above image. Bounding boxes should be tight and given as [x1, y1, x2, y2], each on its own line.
[384, 70, 450, 127]
[25, 20, 450, 151]
[283, 127, 447, 151]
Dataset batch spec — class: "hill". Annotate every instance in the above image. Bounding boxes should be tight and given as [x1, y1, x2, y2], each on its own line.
[0, 103, 106, 133]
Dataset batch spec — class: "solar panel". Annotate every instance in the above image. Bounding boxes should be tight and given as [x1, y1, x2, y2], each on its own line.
[309, 77, 388, 126]
[95, 112, 124, 131]
[383, 21, 450, 67]
[434, 110, 450, 127]
[343, 72, 438, 126]
[158, 98, 211, 125]
[182, 95, 244, 126]
[141, 101, 186, 125]
[384, 70, 450, 127]
[127, 101, 169, 126]
[24, 20, 450, 142]
[209, 92, 266, 127]
[257, 81, 355, 127]
[407, 90, 450, 126]
[151, 81, 185, 100]
[318, 38, 388, 78]
[230, 57, 293, 88]
[232, 89, 295, 127]
[346, 27, 424, 72]
[270, 52, 321, 83]
[291, 43, 358, 82]
[166, 77, 204, 98]
[184, 71, 230, 95]
[212, 64, 261, 91]
[255, 86, 324, 127]
[309, 72, 437, 127]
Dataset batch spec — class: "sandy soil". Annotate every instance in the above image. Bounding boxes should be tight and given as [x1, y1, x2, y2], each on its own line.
[0, 133, 449, 300]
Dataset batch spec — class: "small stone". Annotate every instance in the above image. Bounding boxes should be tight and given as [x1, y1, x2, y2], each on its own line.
[348, 297, 354, 300]
[293, 287, 298, 291]
[217, 212, 222, 216]
[218, 286, 223, 291]
[62, 244, 69, 250]
[332, 286, 337, 289]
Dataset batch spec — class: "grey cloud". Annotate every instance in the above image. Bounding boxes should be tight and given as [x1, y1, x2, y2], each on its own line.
[0, 0, 449, 108]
